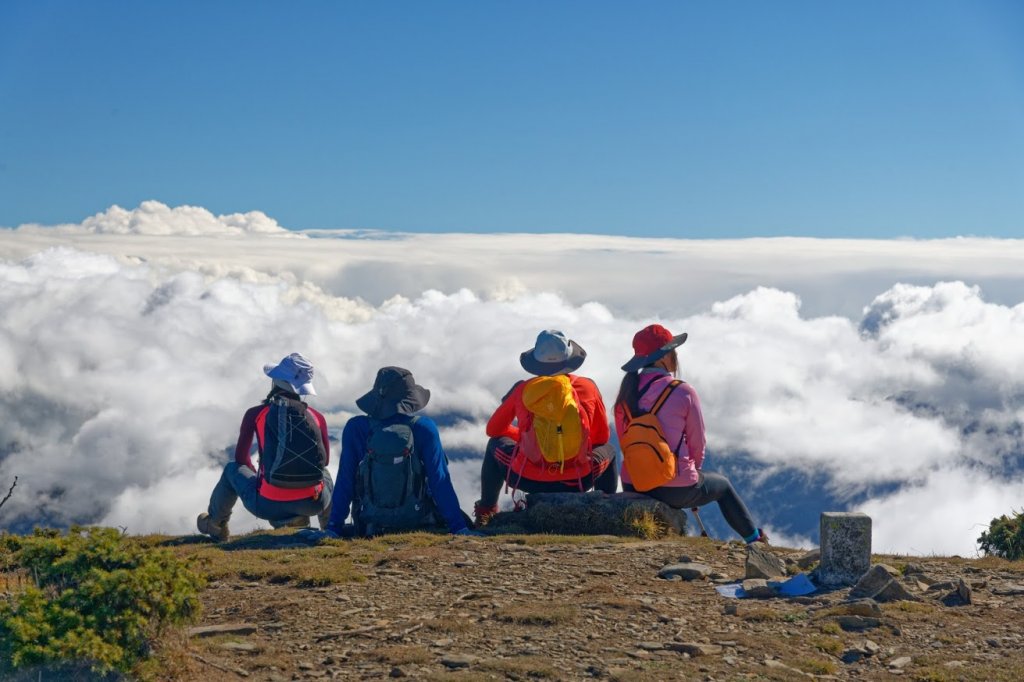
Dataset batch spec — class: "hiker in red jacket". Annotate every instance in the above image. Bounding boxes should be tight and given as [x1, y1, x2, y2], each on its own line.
[197, 353, 333, 542]
[614, 324, 766, 544]
[473, 330, 618, 526]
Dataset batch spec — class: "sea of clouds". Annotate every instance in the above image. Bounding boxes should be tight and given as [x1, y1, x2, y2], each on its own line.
[2, 201, 1024, 556]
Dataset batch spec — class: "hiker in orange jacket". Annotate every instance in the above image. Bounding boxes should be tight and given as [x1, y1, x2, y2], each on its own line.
[614, 324, 766, 544]
[473, 330, 618, 525]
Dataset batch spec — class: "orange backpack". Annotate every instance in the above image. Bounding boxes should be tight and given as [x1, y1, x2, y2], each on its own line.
[620, 380, 682, 492]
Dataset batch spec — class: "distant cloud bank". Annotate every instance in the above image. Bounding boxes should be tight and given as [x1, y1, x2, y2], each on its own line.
[2, 202, 1023, 556]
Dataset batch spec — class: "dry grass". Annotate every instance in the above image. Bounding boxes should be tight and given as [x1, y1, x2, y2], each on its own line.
[807, 634, 843, 656]
[364, 645, 432, 665]
[478, 655, 559, 678]
[738, 607, 782, 622]
[623, 508, 668, 540]
[791, 657, 838, 675]
[494, 603, 579, 626]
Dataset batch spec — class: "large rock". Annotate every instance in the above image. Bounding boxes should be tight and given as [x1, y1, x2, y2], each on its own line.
[818, 512, 872, 588]
[486, 491, 687, 537]
[850, 565, 920, 602]
[745, 544, 787, 579]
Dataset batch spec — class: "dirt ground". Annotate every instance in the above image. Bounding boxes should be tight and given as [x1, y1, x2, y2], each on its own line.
[156, 530, 1024, 682]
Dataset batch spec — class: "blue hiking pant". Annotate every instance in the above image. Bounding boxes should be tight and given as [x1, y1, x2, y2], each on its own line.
[208, 462, 334, 529]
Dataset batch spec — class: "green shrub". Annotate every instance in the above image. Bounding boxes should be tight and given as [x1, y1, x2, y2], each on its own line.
[0, 526, 204, 676]
[978, 511, 1024, 560]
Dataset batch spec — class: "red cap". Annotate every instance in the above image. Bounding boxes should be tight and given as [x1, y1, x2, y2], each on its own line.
[632, 324, 675, 356]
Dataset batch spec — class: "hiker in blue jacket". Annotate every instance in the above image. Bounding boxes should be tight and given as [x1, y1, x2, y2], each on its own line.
[320, 367, 478, 537]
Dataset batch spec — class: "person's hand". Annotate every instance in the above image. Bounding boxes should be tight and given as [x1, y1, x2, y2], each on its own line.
[296, 528, 339, 542]
[454, 527, 486, 537]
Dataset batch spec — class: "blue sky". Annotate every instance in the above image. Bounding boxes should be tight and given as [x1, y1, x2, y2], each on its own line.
[1, 1, 1022, 237]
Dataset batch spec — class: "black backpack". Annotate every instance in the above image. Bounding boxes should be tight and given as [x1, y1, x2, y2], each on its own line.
[261, 396, 327, 488]
[353, 417, 440, 536]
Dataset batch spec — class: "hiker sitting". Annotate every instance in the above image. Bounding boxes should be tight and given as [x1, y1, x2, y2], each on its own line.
[473, 330, 619, 525]
[323, 366, 476, 537]
[197, 353, 333, 542]
[614, 325, 767, 544]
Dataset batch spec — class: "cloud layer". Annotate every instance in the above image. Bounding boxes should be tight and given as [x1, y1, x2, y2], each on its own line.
[2, 203, 1024, 556]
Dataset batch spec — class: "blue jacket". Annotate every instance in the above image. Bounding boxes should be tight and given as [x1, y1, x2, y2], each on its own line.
[326, 413, 467, 534]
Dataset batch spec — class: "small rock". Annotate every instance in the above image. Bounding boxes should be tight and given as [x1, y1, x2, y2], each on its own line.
[745, 544, 787, 579]
[841, 649, 865, 664]
[863, 639, 881, 655]
[831, 598, 883, 618]
[638, 642, 664, 651]
[220, 641, 259, 653]
[389, 667, 408, 678]
[992, 584, 1024, 596]
[796, 548, 821, 569]
[835, 615, 882, 631]
[658, 562, 713, 581]
[888, 656, 912, 669]
[741, 578, 777, 599]
[668, 642, 724, 657]
[927, 581, 956, 592]
[957, 578, 972, 604]
[440, 654, 478, 669]
[431, 639, 454, 647]
[188, 622, 258, 638]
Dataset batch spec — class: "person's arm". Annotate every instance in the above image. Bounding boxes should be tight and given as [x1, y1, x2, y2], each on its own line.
[233, 406, 261, 469]
[325, 417, 367, 534]
[485, 383, 521, 441]
[680, 385, 707, 469]
[414, 417, 469, 533]
[310, 407, 331, 467]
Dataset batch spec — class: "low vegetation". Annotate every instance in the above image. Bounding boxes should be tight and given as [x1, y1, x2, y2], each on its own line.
[0, 527, 203, 678]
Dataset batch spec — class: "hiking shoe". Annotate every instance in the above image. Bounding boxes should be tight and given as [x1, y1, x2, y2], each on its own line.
[750, 528, 770, 545]
[473, 501, 498, 527]
[197, 512, 229, 542]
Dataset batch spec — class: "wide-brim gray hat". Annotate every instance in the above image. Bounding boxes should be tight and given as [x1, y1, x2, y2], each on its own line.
[519, 329, 587, 376]
[264, 352, 317, 395]
[621, 324, 688, 372]
[356, 366, 431, 419]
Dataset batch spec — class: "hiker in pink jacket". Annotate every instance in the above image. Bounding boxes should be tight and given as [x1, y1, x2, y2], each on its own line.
[614, 324, 767, 544]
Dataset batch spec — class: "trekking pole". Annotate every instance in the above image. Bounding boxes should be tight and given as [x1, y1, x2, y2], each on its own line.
[691, 508, 709, 538]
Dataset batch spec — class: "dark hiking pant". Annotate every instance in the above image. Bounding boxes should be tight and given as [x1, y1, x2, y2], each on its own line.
[623, 471, 756, 540]
[208, 462, 334, 529]
[479, 436, 619, 507]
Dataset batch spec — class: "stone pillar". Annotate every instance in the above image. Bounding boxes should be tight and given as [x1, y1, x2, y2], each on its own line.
[818, 512, 871, 587]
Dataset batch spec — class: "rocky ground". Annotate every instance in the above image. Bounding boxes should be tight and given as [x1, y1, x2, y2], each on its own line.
[162, 530, 1024, 682]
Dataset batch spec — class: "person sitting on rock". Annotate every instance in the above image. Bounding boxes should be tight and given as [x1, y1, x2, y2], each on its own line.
[198, 353, 333, 542]
[322, 366, 478, 537]
[473, 330, 619, 526]
[614, 324, 767, 544]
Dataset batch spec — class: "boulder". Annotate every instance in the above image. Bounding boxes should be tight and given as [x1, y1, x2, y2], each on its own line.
[745, 544, 787, 579]
[486, 491, 687, 537]
[741, 578, 778, 599]
[850, 565, 920, 602]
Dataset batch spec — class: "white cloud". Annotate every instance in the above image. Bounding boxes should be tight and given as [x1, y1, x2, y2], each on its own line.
[1, 203, 1024, 556]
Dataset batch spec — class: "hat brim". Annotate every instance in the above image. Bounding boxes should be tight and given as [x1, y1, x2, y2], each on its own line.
[355, 384, 431, 419]
[264, 363, 317, 396]
[519, 340, 587, 376]
[621, 332, 688, 372]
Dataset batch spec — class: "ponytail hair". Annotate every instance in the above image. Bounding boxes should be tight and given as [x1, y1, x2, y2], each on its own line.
[615, 370, 641, 415]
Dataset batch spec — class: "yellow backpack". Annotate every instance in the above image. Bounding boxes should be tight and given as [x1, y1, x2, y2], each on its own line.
[620, 380, 682, 492]
[519, 375, 589, 471]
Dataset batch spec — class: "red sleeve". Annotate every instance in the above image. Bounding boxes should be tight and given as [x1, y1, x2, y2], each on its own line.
[233, 405, 263, 469]
[573, 376, 610, 446]
[310, 407, 330, 466]
[486, 383, 522, 441]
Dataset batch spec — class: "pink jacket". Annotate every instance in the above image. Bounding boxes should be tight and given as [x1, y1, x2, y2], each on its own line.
[614, 368, 706, 488]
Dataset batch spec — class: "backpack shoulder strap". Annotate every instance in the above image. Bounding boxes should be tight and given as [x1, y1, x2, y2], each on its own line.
[649, 380, 682, 416]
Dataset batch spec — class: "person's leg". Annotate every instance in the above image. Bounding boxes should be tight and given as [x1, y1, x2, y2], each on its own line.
[479, 437, 516, 508]
[637, 472, 758, 540]
[589, 443, 619, 494]
[317, 468, 334, 530]
[208, 462, 258, 525]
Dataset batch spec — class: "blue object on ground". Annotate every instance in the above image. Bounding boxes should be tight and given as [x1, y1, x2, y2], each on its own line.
[714, 572, 817, 599]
